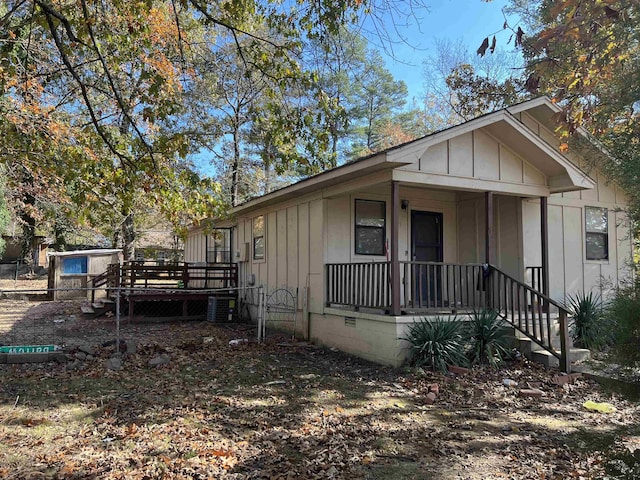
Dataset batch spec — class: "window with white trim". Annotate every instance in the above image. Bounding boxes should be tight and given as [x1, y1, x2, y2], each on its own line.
[253, 216, 265, 260]
[355, 199, 386, 256]
[585, 206, 608, 261]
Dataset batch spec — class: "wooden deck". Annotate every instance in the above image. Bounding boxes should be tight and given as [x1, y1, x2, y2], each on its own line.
[91, 262, 238, 320]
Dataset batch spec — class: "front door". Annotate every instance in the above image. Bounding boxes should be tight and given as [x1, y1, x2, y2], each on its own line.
[411, 211, 443, 307]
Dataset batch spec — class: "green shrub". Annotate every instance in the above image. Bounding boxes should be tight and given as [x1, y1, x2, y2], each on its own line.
[566, 291, 611, 350]
[606, 286, 640, 366]
[402, 316, 468, 373]
[467, 309, 512, 368]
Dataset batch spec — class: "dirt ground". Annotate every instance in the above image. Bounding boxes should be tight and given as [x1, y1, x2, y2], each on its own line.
[0, 300, 639, 479]
[0, 277, 49, 292]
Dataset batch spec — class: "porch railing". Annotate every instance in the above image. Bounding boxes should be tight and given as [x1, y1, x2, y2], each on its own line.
[525, 265, 543, 292]
[401, 262, 487, 310]
[325, 262, 391, 309]
[487, 265, 570, 373]
[324, 261, 570, 372]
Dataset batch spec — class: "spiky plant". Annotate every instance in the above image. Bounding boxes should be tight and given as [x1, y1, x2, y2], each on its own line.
[468, 309, 512, 368]
[402, 316, 468, 373]
[566, 291, 609, 350]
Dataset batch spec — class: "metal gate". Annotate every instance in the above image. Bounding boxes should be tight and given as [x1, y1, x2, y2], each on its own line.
[266, 288, 297, 336]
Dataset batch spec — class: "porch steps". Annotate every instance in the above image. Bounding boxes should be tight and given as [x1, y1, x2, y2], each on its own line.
[529, 347, 591, 369]
[505, 320, 591, 370]
[81, 299, 116, 318]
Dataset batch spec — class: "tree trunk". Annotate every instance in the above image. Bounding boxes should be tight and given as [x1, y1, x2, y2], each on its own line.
[231, 128, 240, 206]
[19, 168, 36, 271]
[121, 212, 135, 261]
[53, 217, 67, 251]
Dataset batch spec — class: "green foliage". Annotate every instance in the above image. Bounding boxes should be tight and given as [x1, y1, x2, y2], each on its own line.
[605, 284, 640, 367]
[402, 316, 468, 373]
[445, 63, 527, 120]
[566, 291, 610, 351]
[467, 309, 513, 368]
[503, 0, 640, 231]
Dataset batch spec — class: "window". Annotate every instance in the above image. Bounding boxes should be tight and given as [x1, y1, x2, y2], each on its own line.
[355, 199, 386, 255]
[253, 216, 265, 260]
[62, 256, 88, 274]
[207, 229, 231, 263]
[156, 250, 168, 266]
[585, 207, 608, 261]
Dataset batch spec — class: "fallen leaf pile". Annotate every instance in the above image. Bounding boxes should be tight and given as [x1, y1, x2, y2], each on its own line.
[0, 319, 638, 479]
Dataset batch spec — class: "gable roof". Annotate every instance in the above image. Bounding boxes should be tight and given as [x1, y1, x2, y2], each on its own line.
[232, 97, 599, 216]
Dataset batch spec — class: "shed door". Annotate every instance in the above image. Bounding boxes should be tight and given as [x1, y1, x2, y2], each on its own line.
[411, 211, 443, 307]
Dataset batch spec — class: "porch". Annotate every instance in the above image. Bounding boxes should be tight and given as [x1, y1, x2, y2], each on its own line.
[324, 260, 571, 372]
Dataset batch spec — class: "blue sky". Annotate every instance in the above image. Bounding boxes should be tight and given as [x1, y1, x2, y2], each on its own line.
[372, 0, 520, 100]
[192, 1, 521, 176]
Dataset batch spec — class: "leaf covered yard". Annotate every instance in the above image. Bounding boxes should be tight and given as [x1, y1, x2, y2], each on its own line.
[1, 321, 638, 479]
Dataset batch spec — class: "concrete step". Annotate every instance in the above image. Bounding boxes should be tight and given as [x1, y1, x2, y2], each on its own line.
[513, 333, 588, 369]
[531, 348, 591, 369]
[81, 301, 115, 318]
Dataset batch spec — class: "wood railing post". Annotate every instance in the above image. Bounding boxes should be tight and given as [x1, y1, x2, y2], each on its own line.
[130, 264, 135, 288]
[391, 181, 401, 316]
[325, 264, 330, 307]
[485, 266, 492, 310]
[559, 309, 571, 373]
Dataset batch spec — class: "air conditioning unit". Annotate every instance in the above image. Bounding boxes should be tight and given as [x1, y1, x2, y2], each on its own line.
[207, 296, 236, 323]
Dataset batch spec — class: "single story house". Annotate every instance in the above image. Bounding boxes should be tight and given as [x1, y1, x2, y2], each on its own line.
[185, 97, 633, 367]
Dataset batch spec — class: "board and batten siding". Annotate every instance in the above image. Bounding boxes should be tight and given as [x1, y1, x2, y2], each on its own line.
[184, 228, 207, 263]
[518, 110, 633, 301]
[522, 196, 632, 302]
[325, 186, 459, 264]
[234, 198, 320, 314]
[399, 129, 546, 188]
[456, 193, 523, 279]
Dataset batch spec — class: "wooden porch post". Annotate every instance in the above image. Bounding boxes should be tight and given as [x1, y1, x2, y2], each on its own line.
[391, 181, 401, 316]
[540, 197, 550, 299]
[485, 191, 494, 309]
[485, 192, 494, 265]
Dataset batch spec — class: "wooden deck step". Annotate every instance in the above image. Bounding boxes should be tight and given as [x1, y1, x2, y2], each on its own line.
[81, 306, 95, 314]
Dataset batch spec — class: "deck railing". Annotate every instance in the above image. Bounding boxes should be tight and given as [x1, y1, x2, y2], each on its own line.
[324, 260, 570, 372]
[90, 262, 238, 293]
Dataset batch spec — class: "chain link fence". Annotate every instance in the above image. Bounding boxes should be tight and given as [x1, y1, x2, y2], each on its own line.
[0, 282, 270, 354]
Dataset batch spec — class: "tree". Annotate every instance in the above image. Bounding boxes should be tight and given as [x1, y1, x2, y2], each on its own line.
[495, 0, 640, 226]
[349, 50, 409, 157]
[0, 0, 429, 256]
[421, 38, 526, 128]
[0, 2, 230, 258]
[308, 28, 372, 160]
